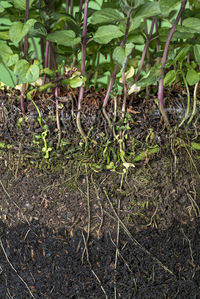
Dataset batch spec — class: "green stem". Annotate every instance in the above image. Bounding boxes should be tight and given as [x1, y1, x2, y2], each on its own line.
[187, 81, 198, 125]
[179, 69, 190, 127]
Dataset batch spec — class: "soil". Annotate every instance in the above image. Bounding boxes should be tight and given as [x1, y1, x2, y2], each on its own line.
[0, 86, 200, 298]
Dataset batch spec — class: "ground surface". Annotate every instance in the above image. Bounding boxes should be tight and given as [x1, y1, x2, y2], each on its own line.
[0, 86, 200, 298]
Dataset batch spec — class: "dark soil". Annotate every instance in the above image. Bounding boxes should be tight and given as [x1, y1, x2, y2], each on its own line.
[0, 86, 200, 298]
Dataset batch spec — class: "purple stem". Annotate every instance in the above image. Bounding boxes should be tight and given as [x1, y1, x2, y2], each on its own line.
[21, 0, 29, 113]
[158, 0, 187, 110]
[65, 0, 69, 13]
[70, 0, 74, 16]
[42, 40, 50, 85]
[38, 0, 45, 64]
[79, 0, 83, 19]
[134, 18, 156, 83]
[77, 0, 88, 114]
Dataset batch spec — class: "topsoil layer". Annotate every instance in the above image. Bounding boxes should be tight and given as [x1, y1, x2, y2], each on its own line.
[0, 86, 200, 298]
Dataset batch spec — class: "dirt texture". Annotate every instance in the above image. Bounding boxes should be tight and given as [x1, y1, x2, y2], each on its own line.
[0, 86, 200, 298]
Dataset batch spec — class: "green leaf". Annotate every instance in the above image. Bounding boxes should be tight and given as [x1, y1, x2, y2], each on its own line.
[133, 2, 161, 18]
[174, 45, 191, 64]
[164, 70, 177, 86]
[136, 64, 163, 87]
[0, 43, 18, 66]
[125, 43, 134, 57]
[0, 4, 4, 13]
[9, 19, 36, 43]
[29, 22, 47, 38]
[186, 69, 199, 86]
[47, 30, 81, 47]
[191, 142, 200, 150]
[182, 17, 200, 33]
[113, 46, 125, 66]
[56, 15, 81, 34]
[0, 30, 10, 40]
[159, 0, 180, 15]
[93, 25, 124, 44]
[14, 59, 40, 83]
[13, 0, 35, 10]
[194, 44, 200, 65]
[127, 33, 144, 44]
[90, 8, 124, 24]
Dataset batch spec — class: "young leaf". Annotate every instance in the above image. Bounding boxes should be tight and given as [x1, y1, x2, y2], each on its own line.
[9, 19, 36, 43]
[186, 69, 199, 86]
[133, 2, 161, 18]
[14, 59, 39, 83]
[47, 30, 81, 47]
[182, 18, 200, 33]
[127, 33, 144, 44]
[136, 64, 163, 87]
[29, 22, 47, 38]
[13, 0, 35, 10]
[125, 43, 134, 57]
[113, 46, 125, 66]
[0, 30, 10, 40]
[159, 0, 180, 15]
[0, 43, 18, 66]
[174, 45, 191, 64]
[93, 25, 124, 44]
[164, 70, 177, 86]
[191, 142, 200, 150]
[90, 8, 124, 24]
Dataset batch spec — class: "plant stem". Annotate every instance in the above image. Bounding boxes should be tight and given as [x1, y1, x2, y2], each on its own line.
[134, 18, 156, 84]
[158, 0, 188, 128]
[20, 0, 29, 113]
[187, 81, 198, 125]
[103, 9, 132, 109]
[42, 40, 50, 85]
[76, 0, 88, 140]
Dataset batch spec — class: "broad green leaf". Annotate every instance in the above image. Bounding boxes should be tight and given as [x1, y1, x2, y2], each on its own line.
[29, 22, 47, 38]
[133, 2, 161, 18]
[0, 30, 9, 40]
[113, 46, 125, 66]
[56, 15, 80, 34]
[113, 43, 134, 67]
[186, 69, 199, 86]
[47, 30, 81, 47]
[194, 44, 200, 65]
[0, 43, 18, 66]
[182, 18, 200, 33]
[136, 64, 163, 87]
[174, 45, 191, 64]
[125, 43, 134, 57]
[90, 8, 124, 24]
[176, 24, 198, 34]
[0, 4, 4, 13]
[127, 33, 144, 44]
[9, 19, 36, 43]
[93, 25, 124, 44]
[14, 59, 39, 83]
[13, 0, 35, 10]
[159, 0, 180, 15]
[164, 70, 177, 86]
